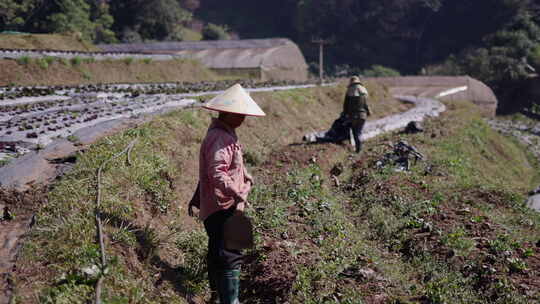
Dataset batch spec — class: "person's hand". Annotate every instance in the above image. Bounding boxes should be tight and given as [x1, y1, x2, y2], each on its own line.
[235, 201, 247, 213]
[244, 171, 254, 186]
[188, 202, 196, 217]
[188, 182, 200, 217]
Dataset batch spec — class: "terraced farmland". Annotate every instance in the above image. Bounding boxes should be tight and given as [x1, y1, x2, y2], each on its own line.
[0, 80, 319, 164]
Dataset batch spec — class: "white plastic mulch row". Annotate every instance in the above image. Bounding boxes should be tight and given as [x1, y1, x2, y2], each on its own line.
[360, 88, 459, 141]
[0, 49, 177, 61]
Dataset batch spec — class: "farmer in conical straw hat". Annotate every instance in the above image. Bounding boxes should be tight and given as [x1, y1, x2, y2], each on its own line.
[188, 83, 265, 304]
[343, 76, 371, 153]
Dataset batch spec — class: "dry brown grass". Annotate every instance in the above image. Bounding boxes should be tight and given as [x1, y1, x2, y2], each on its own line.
[0, 33, 99, 51]
[0, 58, 218, 86]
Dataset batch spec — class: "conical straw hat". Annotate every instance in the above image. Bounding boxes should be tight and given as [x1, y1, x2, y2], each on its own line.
[203, 84, 266, 117]
[350, 76, 362, 85]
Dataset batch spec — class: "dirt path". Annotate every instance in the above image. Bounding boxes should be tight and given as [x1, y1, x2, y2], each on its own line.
[0, 187, 45, 304]
[0, 216, 32, 304]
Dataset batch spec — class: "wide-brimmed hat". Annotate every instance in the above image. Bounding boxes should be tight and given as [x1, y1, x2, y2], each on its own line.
[349, 76, 362, 85]
[203, 84, 266, 117]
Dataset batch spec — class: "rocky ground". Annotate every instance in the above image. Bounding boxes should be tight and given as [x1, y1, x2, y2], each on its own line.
[0, 187, 46, 303]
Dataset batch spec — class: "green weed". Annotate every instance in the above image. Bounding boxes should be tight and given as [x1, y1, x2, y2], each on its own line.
[44, 56, 56, 65]
[243, 149, 262, 166]
[175, 230, 209, 295]
[0, 158, 11, 167]
[67, 135, 81, 144]
[522, 247, 534, 258]
[507, 257, 528, 273]
[81, 69, 92, 80]
[441, 228, 475, 256]
[177, 109, 201, 127]
[17, 56, 30, 65]
[488, 234, 513, 256]
[59, 57, 70, 66]
[35, 58, 49, 69]
[70, 56, 82, 66]
[424, 270, 476, 304]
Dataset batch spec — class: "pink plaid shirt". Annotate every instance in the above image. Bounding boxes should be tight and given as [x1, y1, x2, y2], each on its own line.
[198, 118, 252, 220]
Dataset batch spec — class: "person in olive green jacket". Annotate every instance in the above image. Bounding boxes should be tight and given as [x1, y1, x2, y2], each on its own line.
[343, 76, 371, 153]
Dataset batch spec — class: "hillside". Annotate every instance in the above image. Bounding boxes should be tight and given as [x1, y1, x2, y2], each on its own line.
[3, 1, 540, 114]
[5, 83, 539, 303]
[0, 33, 219, 86]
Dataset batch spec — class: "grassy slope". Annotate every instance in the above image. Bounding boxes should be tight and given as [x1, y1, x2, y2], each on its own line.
[0, 33, 100, 51]
[0, 58, 218, 86]
[10, 84, 540, 303]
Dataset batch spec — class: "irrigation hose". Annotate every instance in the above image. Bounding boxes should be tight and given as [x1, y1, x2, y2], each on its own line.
[94, 139, 137, 304]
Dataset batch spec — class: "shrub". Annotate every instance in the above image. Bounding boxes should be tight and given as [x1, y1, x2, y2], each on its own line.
[530, 44, 540, 71]
[0, 158, 11, 167]
[202, 23, 230, 40]
[441, 228, 475, 256]
[81, 69, 92, 80]
[121, 28, 142, 43]
[70, 56, 82, 66]
[142, 58, 152, 64]
[36, 58, 49, 69]
[123, 57, 134, 65]
[59, 58, 70, 66]
[44, 56, 56, 65]
[361, 64, 401, 77]
[423, 55, 463, 76]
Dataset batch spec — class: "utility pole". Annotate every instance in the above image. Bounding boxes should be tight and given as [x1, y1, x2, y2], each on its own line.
[312, 38, 332, 85]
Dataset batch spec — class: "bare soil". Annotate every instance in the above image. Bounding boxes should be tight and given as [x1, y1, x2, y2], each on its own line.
[0, 187, 47, 304]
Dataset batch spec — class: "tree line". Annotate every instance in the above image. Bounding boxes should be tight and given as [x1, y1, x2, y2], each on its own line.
[194, 0, 540, 113]
[2, 0, 540, 112]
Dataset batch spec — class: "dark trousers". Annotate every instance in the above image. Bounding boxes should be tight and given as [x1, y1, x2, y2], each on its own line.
[204, 209, 244, 273]
[351, 119, 366, 152]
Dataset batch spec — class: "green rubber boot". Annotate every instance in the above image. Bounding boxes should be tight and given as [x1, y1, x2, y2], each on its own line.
[217, 269, 241, 304]
[208, 268, 219, 304]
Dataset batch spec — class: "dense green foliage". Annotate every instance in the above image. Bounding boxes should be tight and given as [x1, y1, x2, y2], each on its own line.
[109, 0, 192, 42]
[202, 23, 230, 40]
[0, 0, 193, 43]
[196, 0, 540, 74]
[0, 0, 116, 43]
